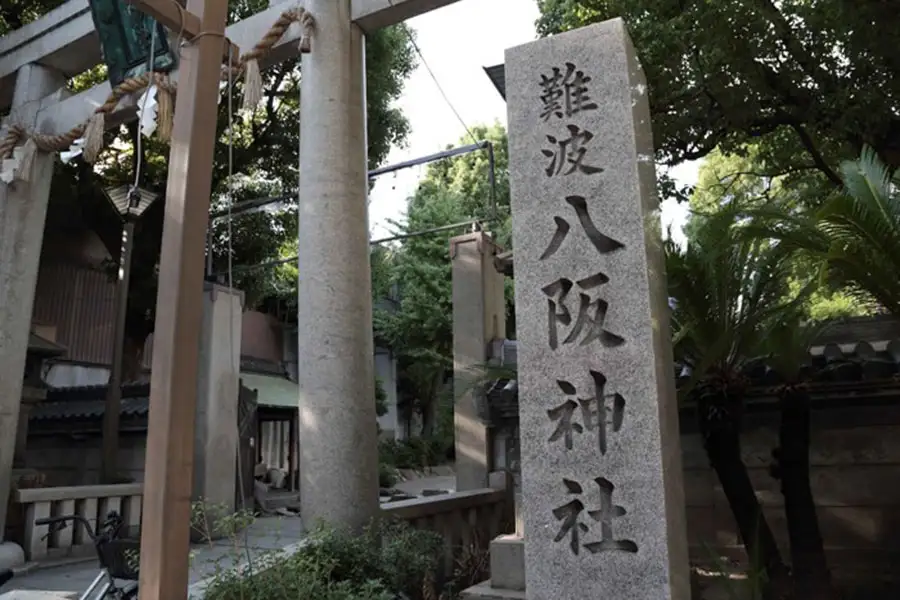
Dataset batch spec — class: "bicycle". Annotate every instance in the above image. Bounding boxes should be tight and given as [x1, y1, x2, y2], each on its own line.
[26, 511, 141, 599]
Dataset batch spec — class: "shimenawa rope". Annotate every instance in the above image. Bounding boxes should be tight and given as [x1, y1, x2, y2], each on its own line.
[0, 4, 315, 182]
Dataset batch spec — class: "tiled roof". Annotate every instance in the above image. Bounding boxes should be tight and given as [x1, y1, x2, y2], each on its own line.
[30, 397, 149, 421]
[45, 382, 150, 402]
[28, 333, 66, 357]
[240, 355, 287, 377]
[483, 64, 506, 100]
[484, 325, 900, 418]
[719, 340, 900, 388]
[31, 370, 288, 422]
[33, 382, 152, 421]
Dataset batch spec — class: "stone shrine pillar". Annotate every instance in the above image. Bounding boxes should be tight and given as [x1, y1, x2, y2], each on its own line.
[505, 19, 691, 599]
[451, 232, 507, 491]
[193, 283, 243, 529]
[0, 64, 66, 559]
[296, 0, 379, 530]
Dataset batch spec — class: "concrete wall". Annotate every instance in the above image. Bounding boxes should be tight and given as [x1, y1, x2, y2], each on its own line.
[241, 310, 284, 364]
[24, 432, 146, 486]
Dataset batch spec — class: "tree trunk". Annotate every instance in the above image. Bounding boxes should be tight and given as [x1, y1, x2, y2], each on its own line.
[420, 397, 436, 438]
[698, 386, 792, 600]
[775, 386, 838, 600]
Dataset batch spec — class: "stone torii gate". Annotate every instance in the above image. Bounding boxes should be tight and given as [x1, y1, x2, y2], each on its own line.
[0, 0, 463, 595]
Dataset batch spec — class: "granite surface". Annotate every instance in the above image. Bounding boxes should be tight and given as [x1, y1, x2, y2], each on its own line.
[505, 17, 691, 599]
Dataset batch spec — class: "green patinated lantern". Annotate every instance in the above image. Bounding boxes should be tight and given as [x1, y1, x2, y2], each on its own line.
[88, 0, 178, 87]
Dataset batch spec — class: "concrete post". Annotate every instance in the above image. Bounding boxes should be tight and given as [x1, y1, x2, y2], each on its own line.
[193, 283, 244, 535]
[297, 0, 379, 530]
[0, 64, 66, 557]
[451, 232, 507, 490]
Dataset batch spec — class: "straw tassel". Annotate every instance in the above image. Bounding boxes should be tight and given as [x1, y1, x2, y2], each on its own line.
[156, 85, 174, 142]
[14, 138, 38, 183]
[82, 112, 105, 163]
[298, 12, 313, 53]
[242, 58, 263, 112]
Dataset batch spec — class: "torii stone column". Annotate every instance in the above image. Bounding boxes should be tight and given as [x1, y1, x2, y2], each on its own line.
[0, 64, 66, 567]
[297, 0, 461, 529]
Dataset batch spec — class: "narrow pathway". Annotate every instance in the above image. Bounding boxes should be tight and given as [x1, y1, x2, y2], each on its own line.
[0, 517, 305, 599]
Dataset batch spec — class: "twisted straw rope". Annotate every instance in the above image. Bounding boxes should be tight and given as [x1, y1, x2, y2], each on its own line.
[0, 7, 314, 161]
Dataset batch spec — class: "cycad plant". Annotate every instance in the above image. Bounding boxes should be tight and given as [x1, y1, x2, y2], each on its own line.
[667, 209, 807, 599]
[744, 146, 900, 315]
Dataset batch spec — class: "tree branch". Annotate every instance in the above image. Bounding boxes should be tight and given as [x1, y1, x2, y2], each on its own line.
[754, 0, 836, 94]
[788, 121, 843, 187]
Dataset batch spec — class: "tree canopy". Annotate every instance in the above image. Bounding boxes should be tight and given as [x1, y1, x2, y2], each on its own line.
[685, 147, 871, 320]
[536, 0, 900, 187]
[375, 123, 511, 433]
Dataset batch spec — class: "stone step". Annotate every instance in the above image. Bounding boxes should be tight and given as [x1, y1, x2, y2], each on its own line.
[460, 581, 526, 600]
[263, 491, 300, 510]
[489, 535, 525, 592]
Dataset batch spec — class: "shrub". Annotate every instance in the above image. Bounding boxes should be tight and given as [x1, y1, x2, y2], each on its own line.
[378, 462, 398, 489]
[202, 519, 444, 600]
[379, 437, 448, 470]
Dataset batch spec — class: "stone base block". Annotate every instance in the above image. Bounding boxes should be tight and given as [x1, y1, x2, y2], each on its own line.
[460, 581, 526, 600]
[490, 535, 525, 591]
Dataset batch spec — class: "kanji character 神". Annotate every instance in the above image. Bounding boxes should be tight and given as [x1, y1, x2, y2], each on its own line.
[547, 370, 625, 455]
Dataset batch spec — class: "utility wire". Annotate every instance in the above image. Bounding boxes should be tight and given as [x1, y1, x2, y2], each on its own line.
[388, 0, 477, 145]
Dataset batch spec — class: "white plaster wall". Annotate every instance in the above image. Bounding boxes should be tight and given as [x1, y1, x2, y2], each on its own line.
[43, 363, 109, 388]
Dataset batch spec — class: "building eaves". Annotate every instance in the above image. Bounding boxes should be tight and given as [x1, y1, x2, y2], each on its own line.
[483, 64, 507, 101]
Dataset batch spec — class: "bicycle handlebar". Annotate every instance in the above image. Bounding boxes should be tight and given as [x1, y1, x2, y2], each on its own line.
[34, 514, 99, 542]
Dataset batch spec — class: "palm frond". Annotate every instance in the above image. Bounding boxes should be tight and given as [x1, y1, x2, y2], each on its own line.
[667, 204, 800, 395]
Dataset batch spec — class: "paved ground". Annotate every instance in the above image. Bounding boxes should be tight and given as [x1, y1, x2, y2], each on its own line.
[0, 517, 305, 599]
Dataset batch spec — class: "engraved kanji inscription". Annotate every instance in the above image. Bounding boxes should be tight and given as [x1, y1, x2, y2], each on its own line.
[552, 477, 638, 556]
[540, 196, 625, 260]
[583, 478, 639, 555]
[539, 62, 599, 121]
[543, 125, 604, 177]
[552, 479, 591, 555]
[542, 273, 625, 350]
[548, 371, 625, 455]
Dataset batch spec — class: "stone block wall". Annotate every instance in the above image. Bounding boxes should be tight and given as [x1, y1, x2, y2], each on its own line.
[492, 395, 900, 588]
[682, 398, 900, 588]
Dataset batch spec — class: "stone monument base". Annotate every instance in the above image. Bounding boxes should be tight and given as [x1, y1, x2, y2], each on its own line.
[460, 534, 526, 600]
[0, 541, 25, 571]
[460, 582, 526, 600]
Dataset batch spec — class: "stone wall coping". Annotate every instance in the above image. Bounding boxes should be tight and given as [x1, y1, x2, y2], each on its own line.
[16, 483, 143, 503]
[382, 487, 505, 520]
